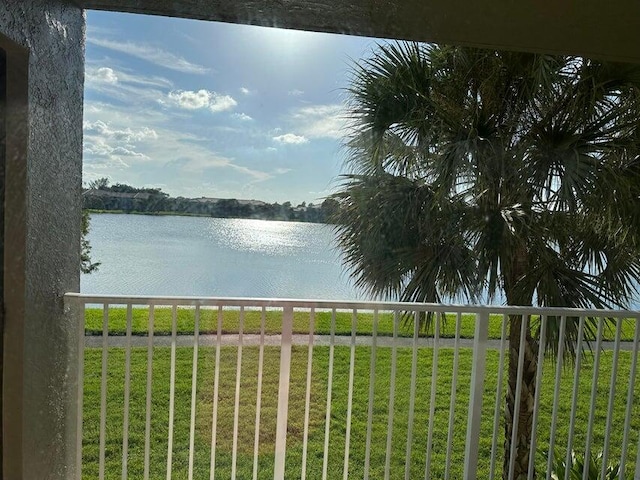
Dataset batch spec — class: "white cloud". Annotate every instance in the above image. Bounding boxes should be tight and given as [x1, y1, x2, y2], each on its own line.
[291, 104, 348, 140]
[118, 72, 173, 90]
[83, 155, 129, 171]
[85, 67, 175, 109]
[86, 64, 174, 90]
[82, 120, 157, 175]
[83, 120, 159, 143]
[81, 92, 272, 193]
[84, 139, 147, 161]
[240, 87, 252, 95]
[161, 150, 271, 183]
[229, 164, 272, 182]
[86, 24, 114, 37]
[112, 146, 147, 157]
[87, 37, 210, 75]
[209, 95, 237, 112]
[83, 139, 115, 159]
[165, 90, 237, 113]
[88, 66, 118, 84]
[288, 89, 305, 96]
[233, 113, 253, 121]
[85, 103, 104, 114]
[274, 168, 292, 175]
[167, 90, 210, 110]
[273, 133, 309, 145]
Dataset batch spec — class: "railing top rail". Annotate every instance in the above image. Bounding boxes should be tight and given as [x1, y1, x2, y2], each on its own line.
[63, 292, 640, 317]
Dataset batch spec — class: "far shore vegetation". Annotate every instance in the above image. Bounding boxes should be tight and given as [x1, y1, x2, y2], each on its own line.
[83, 178, 338, 223]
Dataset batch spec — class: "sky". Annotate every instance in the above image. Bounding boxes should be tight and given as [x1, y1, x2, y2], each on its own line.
[83, 11, 387, 204]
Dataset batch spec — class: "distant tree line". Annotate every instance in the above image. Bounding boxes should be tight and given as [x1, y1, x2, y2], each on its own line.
[83, 179, 339, 224]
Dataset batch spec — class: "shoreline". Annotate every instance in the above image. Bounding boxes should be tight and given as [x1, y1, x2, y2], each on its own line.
[84, 208, 331, 224]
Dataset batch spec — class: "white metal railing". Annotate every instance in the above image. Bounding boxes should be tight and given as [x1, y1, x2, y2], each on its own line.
[64, 293, 640, 480]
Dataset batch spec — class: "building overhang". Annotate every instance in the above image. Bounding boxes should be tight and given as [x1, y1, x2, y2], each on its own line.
[76, 0, 640, 63]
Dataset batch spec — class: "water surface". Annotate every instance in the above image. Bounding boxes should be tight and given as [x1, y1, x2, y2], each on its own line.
[81, 214, 365, 300]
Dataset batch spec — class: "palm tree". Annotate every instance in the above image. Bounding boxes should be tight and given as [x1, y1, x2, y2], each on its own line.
[332, 43, 640, 479]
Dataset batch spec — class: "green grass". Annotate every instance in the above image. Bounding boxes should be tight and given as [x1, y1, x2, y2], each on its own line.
[82, 343, 640, 479]
[84, 307, 638, 341]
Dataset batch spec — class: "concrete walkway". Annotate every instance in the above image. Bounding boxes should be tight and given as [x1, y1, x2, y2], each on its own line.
[84, 333, 635, 351]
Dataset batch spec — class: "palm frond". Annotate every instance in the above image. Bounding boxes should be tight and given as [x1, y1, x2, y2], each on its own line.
[336, 41, 640, 357]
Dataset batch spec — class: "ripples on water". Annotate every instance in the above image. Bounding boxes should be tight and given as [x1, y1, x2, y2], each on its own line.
[81, 214, 366, 300]
[82, 214, 628, 307]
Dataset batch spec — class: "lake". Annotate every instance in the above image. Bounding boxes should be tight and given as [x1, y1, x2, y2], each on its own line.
[81, 213, 367, 300]
[81, 214, 640, 308]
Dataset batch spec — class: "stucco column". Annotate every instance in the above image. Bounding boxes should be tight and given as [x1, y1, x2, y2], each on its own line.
[0, 2, 85, 478]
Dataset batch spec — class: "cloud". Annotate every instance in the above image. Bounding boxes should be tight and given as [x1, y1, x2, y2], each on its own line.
[83, 120, 158, 143]
[233, 113, 253, 121]
[87, 66, 118, 84]
[274, 168, 292, 175]
[84, 139, 147, 161]
[112, 146, 147, 157]
[85, 103, 103, 114]
[291, 104, 348, 140]
[86, 24, 115, 37]
[229, 164, 272, 182]
[85, 66, 175, 107]
[165, 90, 237, 113]
[87, 37, 210, 74]
[115, 71, 173, 89]
[288, 89, 305, 96]
[83, 142, 136, 170]
[273, 133, 309, 145]
[85, 63, 174, 89]
[82, 92, 272, 194]
[162, 151, 271, 183]
[85, 118, 269, 183]
[240, 87, 253, 95]
[82, 120, 157, 174]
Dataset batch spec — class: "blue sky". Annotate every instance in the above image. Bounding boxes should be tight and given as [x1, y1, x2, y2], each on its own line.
[83, 11, 385, 204]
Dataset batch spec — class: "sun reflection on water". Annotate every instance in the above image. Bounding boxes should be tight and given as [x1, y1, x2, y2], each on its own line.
[211, 218, 309, 255]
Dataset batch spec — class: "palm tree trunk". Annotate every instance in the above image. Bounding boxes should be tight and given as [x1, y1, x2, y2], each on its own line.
[502, 244, 537, 480]
[503, 315, 538, 480]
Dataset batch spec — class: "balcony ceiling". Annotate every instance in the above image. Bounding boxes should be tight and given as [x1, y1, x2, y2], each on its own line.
[76, 0, 639, 63]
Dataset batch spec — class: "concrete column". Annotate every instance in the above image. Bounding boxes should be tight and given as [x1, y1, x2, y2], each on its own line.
[0, 42, 6, 480]
[0, 2, 85, 478]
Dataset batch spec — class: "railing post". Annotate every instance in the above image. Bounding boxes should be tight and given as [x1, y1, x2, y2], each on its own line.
[464, 310, 489, 480]
[274, 306, 294, 480]
[63, 293, 85, 480]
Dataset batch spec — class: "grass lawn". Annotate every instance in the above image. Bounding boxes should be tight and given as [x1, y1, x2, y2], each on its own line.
[82, 343, 640, 479]
[84, 307, 638, 342]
